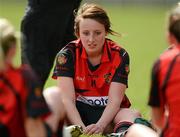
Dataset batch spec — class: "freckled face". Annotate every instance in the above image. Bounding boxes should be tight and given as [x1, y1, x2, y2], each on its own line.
[79, 18, 107, 56]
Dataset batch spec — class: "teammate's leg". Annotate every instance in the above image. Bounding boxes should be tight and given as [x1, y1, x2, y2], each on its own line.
[126, 124, 158, 137]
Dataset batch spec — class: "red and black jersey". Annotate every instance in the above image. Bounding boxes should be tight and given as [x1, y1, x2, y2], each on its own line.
[53, 38, 131, 108]
[0, 65, 50, 137]
[148, 45, 180, 137]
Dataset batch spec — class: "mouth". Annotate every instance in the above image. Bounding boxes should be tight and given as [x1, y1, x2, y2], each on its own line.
[88, 44, 96, 48]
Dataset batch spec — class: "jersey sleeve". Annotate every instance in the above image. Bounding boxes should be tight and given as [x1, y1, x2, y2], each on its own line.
[52, 47, 75, 79]
[148, 59, 162, 107]
[112, 48, 130, 86]
[20, 66, 50, 118]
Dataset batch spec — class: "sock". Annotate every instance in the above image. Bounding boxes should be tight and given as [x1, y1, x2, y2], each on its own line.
[114, 121, 133, 133]
[134, 117, 154, 130]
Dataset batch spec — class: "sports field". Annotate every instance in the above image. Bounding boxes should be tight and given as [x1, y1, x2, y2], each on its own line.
[0, 1, 172, 118]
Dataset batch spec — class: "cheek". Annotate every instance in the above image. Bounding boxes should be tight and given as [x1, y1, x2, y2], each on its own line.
[98, 36, 105, 43]
[80, 36, 85, 42]
[79, 33, 87, 40]
[80, 35, 89, 44]
[80, 38, 88, 47]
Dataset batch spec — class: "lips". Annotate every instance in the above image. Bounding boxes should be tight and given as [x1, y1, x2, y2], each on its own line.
[88, 44, 96, 48]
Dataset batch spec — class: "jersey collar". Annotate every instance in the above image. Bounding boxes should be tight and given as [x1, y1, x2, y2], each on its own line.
[79, 39, 111, 63]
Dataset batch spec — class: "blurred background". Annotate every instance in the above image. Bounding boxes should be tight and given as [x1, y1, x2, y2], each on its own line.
[0, 0, 179, 119]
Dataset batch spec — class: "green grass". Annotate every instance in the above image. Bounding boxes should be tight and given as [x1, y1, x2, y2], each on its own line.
[0, 1, 171, 118]
[0, 0, 27, 66]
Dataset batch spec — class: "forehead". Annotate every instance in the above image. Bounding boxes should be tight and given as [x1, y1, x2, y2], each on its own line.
[79, 18, 105, 31]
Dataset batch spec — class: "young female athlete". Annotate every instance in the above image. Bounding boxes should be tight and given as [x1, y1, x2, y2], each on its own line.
[52, 3, 141, 136]
[125, 3, 180, 137]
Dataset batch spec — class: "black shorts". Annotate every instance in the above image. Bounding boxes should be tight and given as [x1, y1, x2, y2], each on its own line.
[76, 101, 105, 126]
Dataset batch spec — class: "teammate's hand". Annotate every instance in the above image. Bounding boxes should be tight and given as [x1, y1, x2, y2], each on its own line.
[83, 124, 104, 135]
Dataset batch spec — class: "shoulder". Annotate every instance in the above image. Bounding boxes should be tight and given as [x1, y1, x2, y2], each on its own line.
[57, 41, 76, 58]
[57, 39, 83, 60]
[152, 58, 161, 74]
[4, 67, 26, 93]
[19, 65, 38, 82]
[55, 40, 80, 65]
[58, 39, 82, 55]
[106, 39, 129, 58]
[160, 45, 179, 61]
[8, 66, 24, 79]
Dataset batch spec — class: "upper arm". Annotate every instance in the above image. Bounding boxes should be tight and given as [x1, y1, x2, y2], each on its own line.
[148, 59, 162, 107]
[52, 47, 75, 78]
[20, 68, 50, 118]
[57, 77, 76, 103]
[52, 46, 76, 102]
[149, 59, 167, 130]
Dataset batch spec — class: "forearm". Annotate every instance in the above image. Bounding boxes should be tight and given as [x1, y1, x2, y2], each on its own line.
[64, 100, 85, 128]
[97, 102, 120, 129]
[57, 77, 85, 127]
[97, 83, 125, 130]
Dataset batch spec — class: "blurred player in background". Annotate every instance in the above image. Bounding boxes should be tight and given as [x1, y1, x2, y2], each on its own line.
[20, 0, 82, 89]
[0, 18, 49, 137]
[0, 18, 65, 137]
[0, 39, 4, 71]
[126, 3, 180, 137]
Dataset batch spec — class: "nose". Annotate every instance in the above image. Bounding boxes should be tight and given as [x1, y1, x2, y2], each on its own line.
[88, 33, 95, 43]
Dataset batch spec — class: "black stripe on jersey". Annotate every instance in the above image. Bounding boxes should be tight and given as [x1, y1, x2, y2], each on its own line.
[148, 59, 161, 107]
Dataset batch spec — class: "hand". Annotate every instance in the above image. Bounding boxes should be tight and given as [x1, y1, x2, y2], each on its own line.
[83, 124, 104, 135]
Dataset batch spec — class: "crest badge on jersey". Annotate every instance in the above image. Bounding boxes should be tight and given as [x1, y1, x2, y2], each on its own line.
[104, 73, 111, 84]
[58, 54, 67, 65]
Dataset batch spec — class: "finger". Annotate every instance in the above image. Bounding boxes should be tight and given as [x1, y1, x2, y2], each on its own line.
[87, 126, 98, 135]
[84, 125, 96, 135]
[93, 129, 103, 135]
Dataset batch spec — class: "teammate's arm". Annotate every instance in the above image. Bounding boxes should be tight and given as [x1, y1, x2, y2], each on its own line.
[25, 117, 47, 137]
[151, 107, 167, 131]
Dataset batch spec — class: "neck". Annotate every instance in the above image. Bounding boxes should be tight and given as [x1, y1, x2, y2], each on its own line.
[88, 53, 102, 66]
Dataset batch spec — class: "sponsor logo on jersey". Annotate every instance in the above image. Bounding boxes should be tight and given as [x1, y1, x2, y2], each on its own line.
[76, 76, 85, 81]
[77, 96, 108, 106]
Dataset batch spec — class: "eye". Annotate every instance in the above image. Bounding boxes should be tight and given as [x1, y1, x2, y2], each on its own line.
[95, 31, 101, 35]
[82, 31, 89, 36]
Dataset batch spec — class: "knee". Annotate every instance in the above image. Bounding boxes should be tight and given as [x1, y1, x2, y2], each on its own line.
[43, 86, 65, 132]
[114, 108, 141, 124]
[43, 86, 65, 119]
